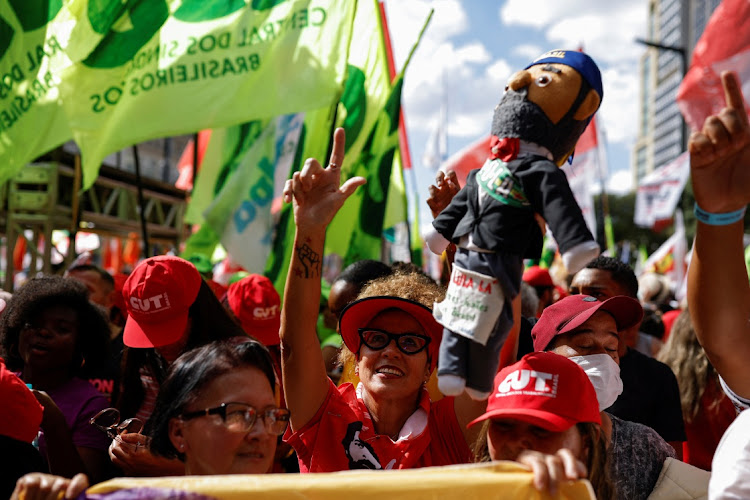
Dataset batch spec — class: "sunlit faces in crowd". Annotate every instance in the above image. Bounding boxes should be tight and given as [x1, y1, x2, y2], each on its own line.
[169, 366, 280, 475]
[356, 309, 431, 402]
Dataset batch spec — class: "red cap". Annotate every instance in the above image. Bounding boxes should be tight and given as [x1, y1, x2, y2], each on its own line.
[112, 273, 129, 318]
[531, 294, 643, 351]
[339, 296, 443, 371]
[226, 275, 281, 346]
[207, 279, 228, 301]
[0, 357, 43, 442]
[468, 352, 601, 431]
[522, 266, 554, 288]
[122, 256, 202, 348]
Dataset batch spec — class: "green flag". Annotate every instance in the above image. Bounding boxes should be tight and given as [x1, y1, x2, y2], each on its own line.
[264, 0, 393, 293]
[0, 1, 81, 185]
[186, 119, 269, 226]
[264, 104, 336, 295]
[341, 75, 403, 264]
[58, 0, 357, 189]
[322, 0, 391, 263]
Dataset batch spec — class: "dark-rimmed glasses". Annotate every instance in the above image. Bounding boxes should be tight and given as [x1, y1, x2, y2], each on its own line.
[180, 402, 290, 436]
[90, 408, 144, 439]
[358, 328, 431, 355]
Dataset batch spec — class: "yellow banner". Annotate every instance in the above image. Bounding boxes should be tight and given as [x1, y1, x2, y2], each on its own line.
[86, 462, 595, 499]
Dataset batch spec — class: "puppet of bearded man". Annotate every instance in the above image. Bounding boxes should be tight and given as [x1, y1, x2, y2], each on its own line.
[425, 50, 602, 400]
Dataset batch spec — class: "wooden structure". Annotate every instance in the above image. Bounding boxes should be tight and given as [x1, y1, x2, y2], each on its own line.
[3, 161, 188, 290]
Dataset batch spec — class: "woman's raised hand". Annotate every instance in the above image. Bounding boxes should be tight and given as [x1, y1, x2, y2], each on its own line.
[283, 128, 366, 231]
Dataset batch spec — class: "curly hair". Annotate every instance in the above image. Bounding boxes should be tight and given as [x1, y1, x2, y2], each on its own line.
[657, 308, 723, 421]
[148, 340, 276, 461]
[584, 256, 639, 299]
[0, 275, 111, 379]
[337, 269, 445, 369]
[356, 269, 445, 306]
[335, 260, 393, 288]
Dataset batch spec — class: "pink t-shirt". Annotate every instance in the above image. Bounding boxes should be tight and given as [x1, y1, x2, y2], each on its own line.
[285, 380, 472, 472]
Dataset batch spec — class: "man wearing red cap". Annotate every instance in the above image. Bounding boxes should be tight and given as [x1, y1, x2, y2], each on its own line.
[522, 265, 556, 317]
[470, 351, 611, 497]
[569, 256, 686, 458]
[532, 294, 682, 500]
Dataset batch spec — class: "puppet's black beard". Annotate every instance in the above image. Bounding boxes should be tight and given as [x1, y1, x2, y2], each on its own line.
[490, 88, 587, 163]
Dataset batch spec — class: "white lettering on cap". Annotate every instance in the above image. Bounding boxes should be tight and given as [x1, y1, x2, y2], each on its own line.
[129, 293, 171, 313]
[253, 305, 279, 319]
[496, 369, 558, 398]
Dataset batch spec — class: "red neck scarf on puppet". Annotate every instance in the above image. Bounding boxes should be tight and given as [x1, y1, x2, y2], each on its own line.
[490, 136, 520, 162]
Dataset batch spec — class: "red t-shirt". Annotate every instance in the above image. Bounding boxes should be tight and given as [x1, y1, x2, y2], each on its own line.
[683, 378, 737, 470]
[285, 380, 472, 472]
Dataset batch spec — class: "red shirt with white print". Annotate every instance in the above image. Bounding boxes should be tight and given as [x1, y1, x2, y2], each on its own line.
[285, 379, 472, 472]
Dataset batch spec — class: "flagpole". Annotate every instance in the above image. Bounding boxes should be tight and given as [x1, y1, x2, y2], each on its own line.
[378, 3, 433, 264]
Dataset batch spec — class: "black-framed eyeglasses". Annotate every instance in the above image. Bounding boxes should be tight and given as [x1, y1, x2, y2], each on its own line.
[180, 402, 290, 436]
[89, 408, 144, 439]
[358, 328, 431, 355]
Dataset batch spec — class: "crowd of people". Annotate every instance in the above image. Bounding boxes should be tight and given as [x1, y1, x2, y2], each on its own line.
[2, 70, 750, 500]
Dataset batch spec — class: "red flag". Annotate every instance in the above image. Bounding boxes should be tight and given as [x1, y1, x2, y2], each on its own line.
[379, 1, 413, 169]
[676, 0, 750, 132]
[440, 135, 492, 187]
[176, 130, 212, 191]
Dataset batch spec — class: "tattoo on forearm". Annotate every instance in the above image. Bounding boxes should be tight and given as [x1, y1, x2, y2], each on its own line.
[295, 243, 321, 278]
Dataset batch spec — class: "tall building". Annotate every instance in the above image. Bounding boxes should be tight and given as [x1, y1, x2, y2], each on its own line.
[633, 0, 721, 185]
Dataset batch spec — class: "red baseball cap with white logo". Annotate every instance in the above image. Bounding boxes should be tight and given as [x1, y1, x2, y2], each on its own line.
[123, 256, 202, 348]
[531, 294, 643, 351]
[226, 274, 281, 346]
[468, 352, 601, 431]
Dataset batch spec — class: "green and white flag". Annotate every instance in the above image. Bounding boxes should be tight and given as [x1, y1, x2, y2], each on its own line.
[0, 1, 79, 185]
[204, 112, 304, 274]
[58, 0, 357, 188]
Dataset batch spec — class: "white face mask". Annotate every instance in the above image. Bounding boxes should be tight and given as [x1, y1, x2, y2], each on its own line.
[568, 353, 623, 411]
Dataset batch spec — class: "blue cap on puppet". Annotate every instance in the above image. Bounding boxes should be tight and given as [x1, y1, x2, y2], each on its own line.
[526, 50, 603, 103]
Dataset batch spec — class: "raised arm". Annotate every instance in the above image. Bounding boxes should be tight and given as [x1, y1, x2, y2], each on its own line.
[280, 128, 366, 431]
[688, 71, 750, 398]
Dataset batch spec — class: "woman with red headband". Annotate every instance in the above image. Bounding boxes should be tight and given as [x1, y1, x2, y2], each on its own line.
[280, 129, 486, 471]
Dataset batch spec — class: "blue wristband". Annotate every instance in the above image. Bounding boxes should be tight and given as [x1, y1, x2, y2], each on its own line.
[694, 204, 746, 225]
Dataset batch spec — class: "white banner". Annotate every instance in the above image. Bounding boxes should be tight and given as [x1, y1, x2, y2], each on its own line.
[633, 152, 689, 228]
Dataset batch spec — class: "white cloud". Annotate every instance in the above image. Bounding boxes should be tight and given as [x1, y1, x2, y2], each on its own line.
[384, 0, 469, 68]
[497, 0, 648, 151]
[606, 169, 634, 195]
[386, 0, 648, 182]
[513, 44, 545, 60]
[500, 0, 643, 30]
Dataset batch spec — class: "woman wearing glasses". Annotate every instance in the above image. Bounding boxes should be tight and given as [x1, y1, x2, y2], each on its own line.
[148, 340, 288, 475]
[279, 129, 486, 472]
[9, 340, 287, 499]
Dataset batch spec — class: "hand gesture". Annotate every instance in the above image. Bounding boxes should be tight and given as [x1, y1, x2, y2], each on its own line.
[282, 128, 366, 231]
[426, 170, 460, 218]
[689, 71, 750, 213]
[10, 473, 88, 500]
[516, 448, 587, 494]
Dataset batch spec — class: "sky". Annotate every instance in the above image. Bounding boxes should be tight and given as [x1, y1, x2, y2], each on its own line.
[381, 0, 649, 223]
